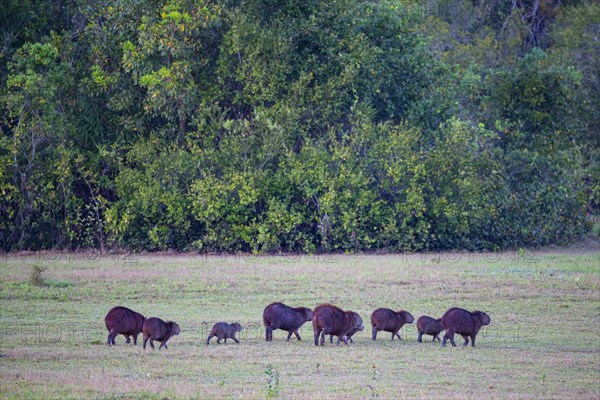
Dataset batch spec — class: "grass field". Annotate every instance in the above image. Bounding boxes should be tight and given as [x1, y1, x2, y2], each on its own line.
[0, 243, 599, 399]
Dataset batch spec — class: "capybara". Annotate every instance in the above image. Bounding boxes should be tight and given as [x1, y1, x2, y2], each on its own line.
[104, 306, 145, 346]
[312, 304, 364, 346]
[329, 325, 362, 343]
[263, 302, 313, 342]
[206, 322, 243, 344]
[371, 308, 414, 341]
[441, 307, 491, 347]
[142, 317, 180, 350]
[417, 315, 443, 342]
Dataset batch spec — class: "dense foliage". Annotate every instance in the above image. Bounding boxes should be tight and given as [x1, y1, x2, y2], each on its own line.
[1, 0, 597, 252]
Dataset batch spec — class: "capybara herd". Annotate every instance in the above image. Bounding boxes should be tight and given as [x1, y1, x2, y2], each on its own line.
[105, 304, 490, 350]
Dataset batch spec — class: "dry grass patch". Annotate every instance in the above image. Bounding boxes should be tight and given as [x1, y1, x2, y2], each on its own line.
[1, 245, 599, 398]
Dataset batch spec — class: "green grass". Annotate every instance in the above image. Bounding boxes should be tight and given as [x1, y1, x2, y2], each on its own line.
[0, 245, 599, 399]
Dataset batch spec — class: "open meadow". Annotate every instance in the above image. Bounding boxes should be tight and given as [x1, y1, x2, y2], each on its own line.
[0, 244, 599, 399]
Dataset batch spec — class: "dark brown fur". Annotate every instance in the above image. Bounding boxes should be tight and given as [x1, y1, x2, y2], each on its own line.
[329, 325, 361, 343]
[263, 302, 313, 342]
[206, 322, 242, 344]
[370, 308, 414, 341]
[441, 307, 491, 347]
[416, 315, 443, 342]
[104, 306, 145, 346]
[142, 317, 180, 350]
[312, 304, 364, 346]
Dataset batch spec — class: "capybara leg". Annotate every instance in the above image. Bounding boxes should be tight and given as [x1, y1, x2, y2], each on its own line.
[449, 335, 456, 347]
[108, 329, 119, 346]
[206, 334, 213, 345]
[319, 331, 326, 346]
[125, 335, 131, 344]
[133, 333, 139, 345]
[372, 327, 378, 341]
[338, 335, 348, 346]
[434, 334, 440, 342]
[216, 338, 221, 344]
[233, 337, 240, 343]
[224, 338, 228, 343]
[150, 339, 155, 349]
[286, 331, 293, 342]
[266, 327, 272, 342]
[461, 335, 469, 346]
[418, 332, 423, 343]
[143, 336, 149, 349]
[293, 331, 302, 341]
[329, 335, 334, 343]
[314, 330, 320, 346]
[159, 341, 166, 350]
[443, 332, 456, 347]
[444, 330, 457, 347]
[470, 334, 477, 347]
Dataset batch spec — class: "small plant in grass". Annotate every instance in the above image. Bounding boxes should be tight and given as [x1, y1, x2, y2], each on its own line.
[29, 264, 47, 286]
[265, 364, 280, 398]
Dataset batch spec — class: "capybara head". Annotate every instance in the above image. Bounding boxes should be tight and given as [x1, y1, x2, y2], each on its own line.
[168, 321, 181, 336]
[400, 311, 414, 324]
[231, 322, 243, 333]
[473, 311, 491, 326]
[301, 307, 313, 322]
[351, 312, 365, 331]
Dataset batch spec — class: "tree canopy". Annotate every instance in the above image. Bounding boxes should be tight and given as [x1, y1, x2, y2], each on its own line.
[1, 0, 597, 252]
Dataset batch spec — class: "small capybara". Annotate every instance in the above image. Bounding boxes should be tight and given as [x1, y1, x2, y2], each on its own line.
[104, 306, 145, 346]
[142, 317, 180, 350]
[206, 322, 243, 344]
[441, 307, 491, 347]
[312, 304, 364, 346]
[371, 308, 414, 341]
[263, 302, 313, 342]
[329, 325, 362, 343]
[417, 315, 443, 342]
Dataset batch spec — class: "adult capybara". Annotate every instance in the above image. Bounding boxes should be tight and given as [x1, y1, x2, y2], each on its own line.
[312, 304, 364, 346]
[263, 302, 313, 342]
[142, 317, 180, 350]
[206, 322, 243, 344]
[104, 306, 145, 346]
[441, 307, 491, 347]
[417, 315, 443, 342]
[371, 308, 414, 341]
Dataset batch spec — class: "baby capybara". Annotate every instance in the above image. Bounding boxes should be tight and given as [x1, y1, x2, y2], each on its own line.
[104, 306, 145, 346]
[263, 302, 313, 342]
[417, 315, 443, 342]
[441, 307, 491, 347]
[371, 308, 414, 341]
[312, 304, 364, 346]
[142, 317, 180, 350]
[329, 325, 362, 343]
[206, 322, 243, 344]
